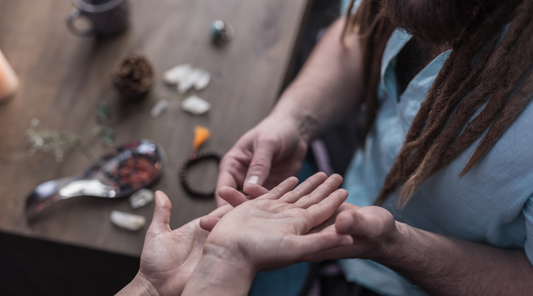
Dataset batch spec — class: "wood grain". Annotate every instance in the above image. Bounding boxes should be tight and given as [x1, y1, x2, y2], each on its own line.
[0, 0, 309, 256]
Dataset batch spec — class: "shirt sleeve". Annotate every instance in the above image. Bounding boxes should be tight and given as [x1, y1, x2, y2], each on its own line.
[522, 197, 533, 265]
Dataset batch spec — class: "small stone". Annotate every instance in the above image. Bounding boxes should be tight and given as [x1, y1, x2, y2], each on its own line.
[97, 102, 111, 123]
[150, 100, 168, 118]
[194, 70, 211, 91]
[177, 68, 202, 94]
[163, 64, 192, 85]
[55, 149, 64, 163]
[30, 118, 40, 127]
[103, 127, 115, 147]
[34, 137, 44, 147]
[110, 211, 146, 231]
[129, 188, 155, 209]
[181, 95, 211, 115]
[92, 126, 102, 135]
[211, 20, 234, 43]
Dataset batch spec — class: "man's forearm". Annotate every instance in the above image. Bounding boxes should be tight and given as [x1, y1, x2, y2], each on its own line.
[379, 222, 533, 295]
[271, 17, 364, 141]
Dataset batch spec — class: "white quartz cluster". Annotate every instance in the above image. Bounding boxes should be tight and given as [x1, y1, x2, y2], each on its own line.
[181, 95, 211, 115]
[110, 211, 146, 231]
[159, 64, 213, 116]
[163, 64, 211, 94]
[129, 188, 155, 209]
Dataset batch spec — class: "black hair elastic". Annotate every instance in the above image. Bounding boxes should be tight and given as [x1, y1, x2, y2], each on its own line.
[179, 151, 222, 197]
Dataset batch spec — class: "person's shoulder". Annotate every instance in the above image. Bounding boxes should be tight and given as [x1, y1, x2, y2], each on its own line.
[483, 96, 533, 170]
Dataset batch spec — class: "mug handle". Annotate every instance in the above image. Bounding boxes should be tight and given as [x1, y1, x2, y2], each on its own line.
[67, 9, 95, 36]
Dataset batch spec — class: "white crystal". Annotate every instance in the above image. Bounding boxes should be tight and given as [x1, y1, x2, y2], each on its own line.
[150, 100, 168, 118]
[129, 188, 155, 209]
[194, 70, 211, 91]
[178, 68, 203, 94]
[163, 64, 192, 85]
[30, 118, 40, 127]
[110, 211, 146, 231]
[181, 95, 211, 115]
[165, 64, 211, 93]
[178, 78, 194, 94]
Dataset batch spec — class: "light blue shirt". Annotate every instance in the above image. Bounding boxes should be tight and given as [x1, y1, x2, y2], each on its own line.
[339, 27, 533, 295]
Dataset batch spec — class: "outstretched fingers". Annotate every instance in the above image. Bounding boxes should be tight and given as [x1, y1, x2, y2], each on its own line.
[280, 172, 328, 203]
[295, 174, 343, 208]
[305, 188, 349, 230]
[262, 176, 299, 200]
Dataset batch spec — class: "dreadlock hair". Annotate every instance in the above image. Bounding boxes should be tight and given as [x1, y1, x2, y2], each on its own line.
[342, 0, 533, 207]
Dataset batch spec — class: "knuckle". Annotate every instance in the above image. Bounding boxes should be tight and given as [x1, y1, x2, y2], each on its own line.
[250, 158, 270, 171]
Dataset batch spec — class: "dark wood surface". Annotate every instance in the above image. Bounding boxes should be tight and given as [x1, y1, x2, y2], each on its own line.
[0, 0, 310, 256]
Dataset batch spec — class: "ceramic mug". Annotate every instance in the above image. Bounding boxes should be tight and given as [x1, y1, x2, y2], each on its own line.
[67, 0, 129, 37]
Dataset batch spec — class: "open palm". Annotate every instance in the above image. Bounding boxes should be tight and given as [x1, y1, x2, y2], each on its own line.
[136, 191, 231, 296]
[204, 173, 353, 271]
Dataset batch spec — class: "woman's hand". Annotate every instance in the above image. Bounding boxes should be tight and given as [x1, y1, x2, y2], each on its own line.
[182, 173, 352, 296]
[212, 174, 400, 264]
[117, 191, 231, 296]
[206, 173, 353, 271]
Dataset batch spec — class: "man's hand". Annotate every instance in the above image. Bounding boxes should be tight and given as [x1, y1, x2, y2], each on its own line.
[215, 18, 365, 208]
[117, 191, 231, 296]
[216, 114, 308, 206]
[297, 203, 400, 262]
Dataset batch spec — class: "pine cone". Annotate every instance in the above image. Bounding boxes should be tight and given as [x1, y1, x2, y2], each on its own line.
[111, 53, 154, 100]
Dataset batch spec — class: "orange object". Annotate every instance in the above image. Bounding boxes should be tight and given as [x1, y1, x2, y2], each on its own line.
[0, 50, 19, 102]
[192, 126, 211, 151]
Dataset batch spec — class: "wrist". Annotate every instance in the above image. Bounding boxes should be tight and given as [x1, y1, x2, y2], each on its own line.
[202, 242, 258, 274]
[116, 273, 159, 296]
[370, 221, 409, 264]
[182, 243, 257, 296]
[269, 104, 317, 143]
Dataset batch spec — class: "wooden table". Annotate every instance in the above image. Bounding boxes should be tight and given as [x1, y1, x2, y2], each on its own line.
[0, 0, 310, 256]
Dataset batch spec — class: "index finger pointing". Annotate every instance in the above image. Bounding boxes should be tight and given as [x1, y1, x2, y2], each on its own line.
[216, 157, 247, 207]
[244, 140, 277, 187]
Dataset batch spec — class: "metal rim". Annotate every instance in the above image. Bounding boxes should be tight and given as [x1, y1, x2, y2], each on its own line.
[72, 0, 124, 13]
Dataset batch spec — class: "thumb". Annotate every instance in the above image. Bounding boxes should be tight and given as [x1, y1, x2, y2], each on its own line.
[335, 208, 374, 237]
[244, 141, 277, 186]
[150, 191, 172, 232]
[199, 216, 220, 231]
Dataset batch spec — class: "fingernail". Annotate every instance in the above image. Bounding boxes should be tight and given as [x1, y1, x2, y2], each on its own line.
[246, 176, 260, 185]
[340, 236, 353, 246]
